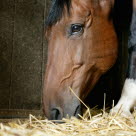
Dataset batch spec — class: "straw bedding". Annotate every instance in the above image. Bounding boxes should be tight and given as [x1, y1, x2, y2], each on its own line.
[0, 110, 136, 136]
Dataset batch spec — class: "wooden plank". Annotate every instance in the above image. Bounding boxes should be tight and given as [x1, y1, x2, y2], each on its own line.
[0, 109, 43, 119]
[0, 0, 14, 109]
[10, 0, 46, 110]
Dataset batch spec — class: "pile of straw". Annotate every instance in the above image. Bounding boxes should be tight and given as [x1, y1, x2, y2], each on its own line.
[0, 88, 136, 136]
[0, 110, 136, 136]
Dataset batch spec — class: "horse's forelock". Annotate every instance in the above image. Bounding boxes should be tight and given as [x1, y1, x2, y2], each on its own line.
[46, 0, 71, 27]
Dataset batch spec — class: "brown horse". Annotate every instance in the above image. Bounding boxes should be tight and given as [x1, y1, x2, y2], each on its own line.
[43, 0, 118, 120]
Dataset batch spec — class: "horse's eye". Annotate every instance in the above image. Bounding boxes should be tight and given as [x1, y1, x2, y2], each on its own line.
[70, 24, 83, 35]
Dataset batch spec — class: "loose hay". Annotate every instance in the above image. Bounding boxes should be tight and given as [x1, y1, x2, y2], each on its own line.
[0, 88, 136, 136]
[0, 110, 136, 136]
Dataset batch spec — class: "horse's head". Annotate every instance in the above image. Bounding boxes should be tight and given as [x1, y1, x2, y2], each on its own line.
[43, 0, 118, 120]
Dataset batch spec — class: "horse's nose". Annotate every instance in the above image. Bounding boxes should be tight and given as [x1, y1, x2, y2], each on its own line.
[51, 107, 63, 120]
[50, 105, 81, 120]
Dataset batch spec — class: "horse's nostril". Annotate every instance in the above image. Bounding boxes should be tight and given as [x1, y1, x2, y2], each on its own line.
[51, 107, 63, 120]
[74, 105, 81, 118]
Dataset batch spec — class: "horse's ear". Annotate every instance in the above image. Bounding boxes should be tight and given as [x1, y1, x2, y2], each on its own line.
[100, 0, 115, 7]
[99, 0, 114, 14]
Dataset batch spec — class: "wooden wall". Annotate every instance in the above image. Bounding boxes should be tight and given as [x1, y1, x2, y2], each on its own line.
[0, 0, 50, 117]
[0, 0, 132, 117]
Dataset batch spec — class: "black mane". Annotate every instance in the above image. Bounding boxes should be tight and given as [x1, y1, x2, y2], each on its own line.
[46, 0, 71, 27]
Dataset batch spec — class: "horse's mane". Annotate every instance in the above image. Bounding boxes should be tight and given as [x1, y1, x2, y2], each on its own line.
[46, 0, 71, 27]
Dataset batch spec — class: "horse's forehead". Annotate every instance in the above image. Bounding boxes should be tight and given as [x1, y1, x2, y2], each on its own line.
[71, 0, 92, 17]
[72, 0, 92, 6]
[73, 0, 92, 9]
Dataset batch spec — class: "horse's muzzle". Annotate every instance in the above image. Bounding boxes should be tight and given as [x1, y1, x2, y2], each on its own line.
[50, 104, 81, 120]
[50, 107, 63, 120]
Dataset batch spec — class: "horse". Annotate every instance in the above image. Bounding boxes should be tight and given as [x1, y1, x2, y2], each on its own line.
[43, 0, 118, 120]
[111, 0, 136, 118]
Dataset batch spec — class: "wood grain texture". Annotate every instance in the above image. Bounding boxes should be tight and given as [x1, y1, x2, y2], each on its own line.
[10, 0, 46, 110]
[0, 0, 14, 109]
[0, 109, 43, 118]
[0, 0, 49, 113]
